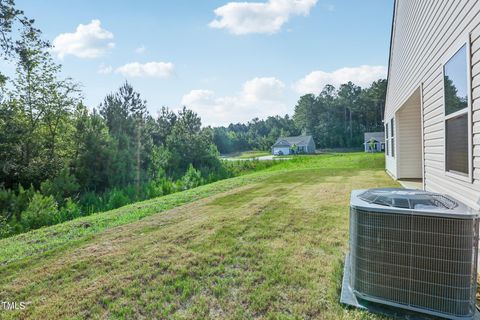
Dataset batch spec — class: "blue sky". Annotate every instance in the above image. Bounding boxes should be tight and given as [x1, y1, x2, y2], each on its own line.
[15, 0, 394, 126]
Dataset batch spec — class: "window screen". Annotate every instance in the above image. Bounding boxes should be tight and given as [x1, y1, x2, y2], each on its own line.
[446, 113, 468, 175]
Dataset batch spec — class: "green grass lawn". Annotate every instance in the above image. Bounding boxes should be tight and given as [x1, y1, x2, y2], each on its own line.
[225, 150, 271, 159]
[0, 153, 397, 319]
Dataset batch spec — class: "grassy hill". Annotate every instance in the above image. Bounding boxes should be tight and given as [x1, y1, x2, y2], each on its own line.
[220, 150, 271, 159]
[0, 153, 396, 319]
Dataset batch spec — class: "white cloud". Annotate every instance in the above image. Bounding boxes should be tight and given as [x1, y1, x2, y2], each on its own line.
[243, 77, 285, 101]
[135, 45, 146, 54]
[209, 0, 318, 35]
[181, 89, 216, 106]
[98, 64, 113, 75]
[293, 65, 387, 94]
[115, 61, 174, 78]
[181, 77, 287, 126]
[52, 20, 115, 59]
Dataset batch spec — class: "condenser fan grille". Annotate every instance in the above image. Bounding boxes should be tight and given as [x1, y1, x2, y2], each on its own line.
[350, 208, 478, 317]
[358, 188, 458, 210]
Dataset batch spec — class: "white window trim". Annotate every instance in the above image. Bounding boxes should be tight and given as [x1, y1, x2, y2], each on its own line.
[385, 122, 389, 156]
[442, 38, 473, 183]
[391, 118, 395, 158]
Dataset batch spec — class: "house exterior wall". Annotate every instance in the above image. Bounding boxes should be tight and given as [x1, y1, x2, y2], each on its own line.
[385, 0, 480, 209]
[306, 138, 316, 153]
[396, 92, 423, 179]
[272, 147, 290, 155]
[364, 142, 383, 152]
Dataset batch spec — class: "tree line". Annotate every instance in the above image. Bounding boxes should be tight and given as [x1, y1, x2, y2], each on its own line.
[213, 115, 300, 154]
[293, 81, 387, 149]
[212, 80, 387, 154]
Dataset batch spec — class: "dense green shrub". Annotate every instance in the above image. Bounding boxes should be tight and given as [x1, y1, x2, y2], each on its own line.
[182, 164, 203, 190]
[57, 199, 83, 223]
[105, 189, 130, 210]
[146, 180, 163, 199]
[0, 216, 12, 238]
[0, 187, 15, 220]
[123, 185, 138, 203]
[79, 191, 104, 214]
[21, 193, 58, 231]
[0, 185, 36, 233]
[159, 178, 174, 196]
[40, 168, 80, 206]
[0, 157, 282, 239]
[12, 185, 36, 221]
[146, 177, 175, 199]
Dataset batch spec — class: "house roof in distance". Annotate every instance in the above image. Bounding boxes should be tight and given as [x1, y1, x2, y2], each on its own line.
[364, 132, 385, 143]
[272, 135, 313, 147]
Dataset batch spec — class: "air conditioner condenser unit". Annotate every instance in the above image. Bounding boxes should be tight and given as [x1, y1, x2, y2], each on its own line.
[341, 188, 479, 319]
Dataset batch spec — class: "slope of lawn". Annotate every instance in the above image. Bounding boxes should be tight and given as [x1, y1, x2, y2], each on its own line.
[0, 152, 397, 319]
[222, 150, 271, 159]
[236, 150, 271, 158]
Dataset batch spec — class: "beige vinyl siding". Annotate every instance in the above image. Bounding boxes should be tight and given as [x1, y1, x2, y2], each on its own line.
[386, 0, 480, 118]
[386, 0, 480, 209]
[396, 94, 422, 179]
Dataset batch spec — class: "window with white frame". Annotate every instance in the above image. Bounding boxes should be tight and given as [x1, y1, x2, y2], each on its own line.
[385, 119, 394, 157]
[385, 123, 389, 155]
[443, 44, 470, 176]
[390, 118, 395, 157]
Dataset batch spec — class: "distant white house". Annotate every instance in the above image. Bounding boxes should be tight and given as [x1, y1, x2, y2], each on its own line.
[385, 0, 480, 209]
[364, 132, 385, 153]
[271, 135, 315, 155]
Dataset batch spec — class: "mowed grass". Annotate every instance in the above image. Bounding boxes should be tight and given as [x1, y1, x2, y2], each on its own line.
[0, 153, 397, 319]
[226, 150, 271, 159]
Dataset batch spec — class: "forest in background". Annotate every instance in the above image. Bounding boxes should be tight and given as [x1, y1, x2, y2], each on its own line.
[0, 0, 386, 238]
[213, 79, 387, 154]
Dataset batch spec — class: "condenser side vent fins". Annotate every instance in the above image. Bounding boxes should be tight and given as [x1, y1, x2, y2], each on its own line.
[348, 188, 479, 319]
